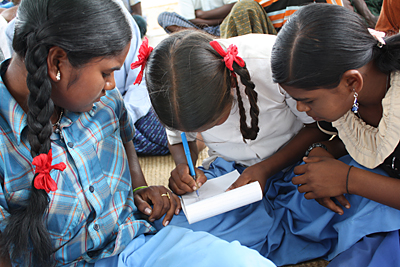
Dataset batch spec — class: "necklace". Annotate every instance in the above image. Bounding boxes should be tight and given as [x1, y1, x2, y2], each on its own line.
[53, 108, 64, 138]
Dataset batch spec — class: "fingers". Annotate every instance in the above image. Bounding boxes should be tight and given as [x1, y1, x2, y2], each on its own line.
[302, 156, 323, 163]
[293, 164, 307, 176]
[292, 173, 306, 186]
[149, 189, 177, 224]
[169, 165, 206, 195]
[228, 175, 250, 190]
[294, 156, 324, 176]
[169, 178, 190, 195]
[194, 168, 207, 188]
[134, 194, 153, 217]
[161, 193, 182, 227]
[314, 197, 345, 215]
[134, 186, 181, 226]
[335, 194, 351, 210]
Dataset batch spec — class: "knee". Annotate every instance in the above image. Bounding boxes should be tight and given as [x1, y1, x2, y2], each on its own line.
[236, 0, 261, 9]
[157, 11, 173, 26]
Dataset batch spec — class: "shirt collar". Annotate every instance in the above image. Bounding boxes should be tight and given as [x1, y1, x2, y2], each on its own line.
[0, 59, 28, 145]
[1, 59, 99, 144]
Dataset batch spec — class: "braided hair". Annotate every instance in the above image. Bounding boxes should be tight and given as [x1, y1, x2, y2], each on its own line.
[0, 0, 131, 265]
[146, 30, 260, 140]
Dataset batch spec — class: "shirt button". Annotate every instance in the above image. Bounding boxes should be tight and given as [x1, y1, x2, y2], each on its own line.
[67, 142, 74, 148]
[93, 224, 100, 231]
[89, 186, 94, 193]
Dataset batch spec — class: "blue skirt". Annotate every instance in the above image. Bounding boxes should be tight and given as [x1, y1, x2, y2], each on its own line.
[154, 156, 400, 266]
[94, 226, 276, 267]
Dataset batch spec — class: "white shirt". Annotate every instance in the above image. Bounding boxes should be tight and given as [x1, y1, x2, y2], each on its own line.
[167, 34, 314, 167]
[122, 0, 141, 13]
[0, 15, 11, 60]
[179, 0, 237, 20]
[113, 0, 152, 123]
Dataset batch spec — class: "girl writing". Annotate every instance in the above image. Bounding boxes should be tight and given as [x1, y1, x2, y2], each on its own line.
[141, 29, 337, 265]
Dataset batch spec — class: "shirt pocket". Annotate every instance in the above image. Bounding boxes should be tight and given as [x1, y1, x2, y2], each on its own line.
[94, 127, 132, 193]
[46, 189, 84, 238]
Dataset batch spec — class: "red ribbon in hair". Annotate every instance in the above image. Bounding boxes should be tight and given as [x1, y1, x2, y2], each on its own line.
[32, 149, 66, 193]
[131, 37, 153, 85]
[209, 41, 245, 71]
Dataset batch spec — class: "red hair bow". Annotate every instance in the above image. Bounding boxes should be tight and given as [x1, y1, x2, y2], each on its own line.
[209, 41, 245, 71]
[32, 149, 66, 193]
[131, 37, 153, 85]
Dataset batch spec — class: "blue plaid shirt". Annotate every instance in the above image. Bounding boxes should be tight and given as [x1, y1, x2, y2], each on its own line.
[0, 60, 155, 266]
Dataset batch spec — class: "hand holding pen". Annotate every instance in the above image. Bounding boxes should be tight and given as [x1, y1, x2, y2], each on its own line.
[180, 132, 200, 196]
[167, 133, 207, 196]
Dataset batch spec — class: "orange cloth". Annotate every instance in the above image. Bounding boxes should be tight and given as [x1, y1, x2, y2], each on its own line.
[375, 0, 400, 36]
[254, 0, 343, 29]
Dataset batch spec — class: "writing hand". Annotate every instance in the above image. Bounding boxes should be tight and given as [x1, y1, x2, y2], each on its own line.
[293, 156, 351, 214]
[133, 186, 181, 226]
[168, 163, 207, 195]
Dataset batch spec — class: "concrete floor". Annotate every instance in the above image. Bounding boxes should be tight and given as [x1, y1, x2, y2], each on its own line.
[141, 0, 178, 46]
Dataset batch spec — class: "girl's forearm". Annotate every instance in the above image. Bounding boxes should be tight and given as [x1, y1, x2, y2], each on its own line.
[349, 167, 400, 210]
[311, 136, 347, 159]
[168, 141, 199, 167]
[124, 141, 148, 189]
[261, 123, 329, 177]
[194, 3, 235, 20]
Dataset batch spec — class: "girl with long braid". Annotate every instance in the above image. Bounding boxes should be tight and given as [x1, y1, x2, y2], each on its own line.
[0, 0, 277, 266]
[141, 29, 331, 261]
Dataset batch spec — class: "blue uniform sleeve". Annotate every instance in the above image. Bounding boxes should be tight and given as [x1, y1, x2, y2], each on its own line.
[113, 9, 152, 124]
[0, 137, 10, 233]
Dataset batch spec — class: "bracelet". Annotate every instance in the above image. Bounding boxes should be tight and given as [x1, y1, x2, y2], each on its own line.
[132, 185, 148, 194]
[346, 166, 353, 194]
[304, 143, 328, 157]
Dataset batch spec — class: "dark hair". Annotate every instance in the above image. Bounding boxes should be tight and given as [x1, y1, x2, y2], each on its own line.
[1, 0, 131, 265]
[146, 30, 260, 140]
[271, 3, 400, 90]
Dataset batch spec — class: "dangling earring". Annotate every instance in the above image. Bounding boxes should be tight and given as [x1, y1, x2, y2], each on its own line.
[351, 91, 359, 113]
[56, 71, 61, 81]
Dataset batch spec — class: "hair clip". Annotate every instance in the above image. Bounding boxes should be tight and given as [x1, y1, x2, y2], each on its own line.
[368, 28, 386, 48]
[32, 149, 66, 193]
[209, 41, 245, 71]
[131, 37, 153, 85]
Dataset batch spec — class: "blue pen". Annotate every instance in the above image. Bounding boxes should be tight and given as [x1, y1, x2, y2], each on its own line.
[181, 132, 200, 197]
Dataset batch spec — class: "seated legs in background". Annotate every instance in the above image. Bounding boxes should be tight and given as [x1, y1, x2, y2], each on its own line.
[220, 0, 276, 38]
[158, 11, 221, 36]
[133, 109, 170, 156]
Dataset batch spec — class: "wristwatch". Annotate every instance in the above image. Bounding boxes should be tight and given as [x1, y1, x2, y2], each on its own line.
[305, 143, 328, 157]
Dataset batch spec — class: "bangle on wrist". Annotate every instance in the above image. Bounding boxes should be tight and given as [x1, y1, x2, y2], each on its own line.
[305, 143, 328, 157]
[132, 185, 148, 194]
[346, 165, 353, 194]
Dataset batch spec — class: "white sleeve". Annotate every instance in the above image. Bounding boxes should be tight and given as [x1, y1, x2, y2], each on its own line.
[223, 0, 238, 4]
[179, 0, 196, 20]
[166, 129, 198, 145]
[113, 2, 152, 123]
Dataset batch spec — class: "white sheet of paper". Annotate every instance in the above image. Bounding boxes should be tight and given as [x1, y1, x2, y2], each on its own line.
[181, 170, 263, 224]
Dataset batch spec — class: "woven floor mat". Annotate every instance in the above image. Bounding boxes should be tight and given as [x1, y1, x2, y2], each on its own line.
[138, 148, 209, 187]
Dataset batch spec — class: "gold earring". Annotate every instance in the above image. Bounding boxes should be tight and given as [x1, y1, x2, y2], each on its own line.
[56, 71, 61, 81]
